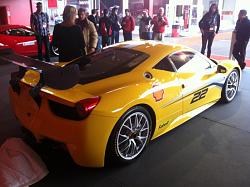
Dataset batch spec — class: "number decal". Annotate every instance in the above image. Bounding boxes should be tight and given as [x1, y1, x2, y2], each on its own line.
[190, 88, 208, 104]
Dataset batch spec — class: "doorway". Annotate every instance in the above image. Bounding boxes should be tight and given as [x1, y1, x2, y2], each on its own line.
[175, 5, 191, 30]
[0, 7, 8, 25]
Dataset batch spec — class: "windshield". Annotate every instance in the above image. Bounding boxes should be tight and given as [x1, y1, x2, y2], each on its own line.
[72, 47, 149, 84]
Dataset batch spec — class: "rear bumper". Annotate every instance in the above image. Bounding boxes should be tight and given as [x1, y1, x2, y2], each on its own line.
[9, 87, 118, 167]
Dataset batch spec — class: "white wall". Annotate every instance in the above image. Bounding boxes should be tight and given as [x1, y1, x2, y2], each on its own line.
[234, 0, 250, 22]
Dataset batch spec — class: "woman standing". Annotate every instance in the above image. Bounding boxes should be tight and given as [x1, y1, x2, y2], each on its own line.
[52, 5, 85, 62]
[199, 4, 220, 58]
[139, 9, 152, 40]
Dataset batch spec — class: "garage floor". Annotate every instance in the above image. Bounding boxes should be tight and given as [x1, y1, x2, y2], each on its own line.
[0, 64, 250, 187]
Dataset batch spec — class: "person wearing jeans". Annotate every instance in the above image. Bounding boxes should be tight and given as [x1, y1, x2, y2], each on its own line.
[35, 35, 50, 61]
[30, 2, 50, 62]
[199, 3, 220, 58]
[88, 9, 102, 50]
[139, 9, 152, 40]
[110, 6, 121, 44]
[99, 9, 112, 47]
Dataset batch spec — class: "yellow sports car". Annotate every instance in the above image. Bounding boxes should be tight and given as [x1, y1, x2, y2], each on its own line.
[1, 41, 241, 167]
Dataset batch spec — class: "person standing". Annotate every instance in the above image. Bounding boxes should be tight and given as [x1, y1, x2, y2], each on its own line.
[199, 3, 220, 58]
[121, 9, 135, 41]
[88, 9, 98, 29]
[232, 10, 250, 70]
[151, 7, 168, 41]
[52, 5, 85, 62]
[30, 2, 50, 62]
[110, 6, 121, 44]
[139, 9, 152, 40]
[88, 9, 102, 49]
[99, 9, 112, 47]
[76, 8, 98, 55]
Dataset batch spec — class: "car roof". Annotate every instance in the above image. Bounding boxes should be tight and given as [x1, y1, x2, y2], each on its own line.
[0, 25, 29, 32]
[110, 40, 191, 57]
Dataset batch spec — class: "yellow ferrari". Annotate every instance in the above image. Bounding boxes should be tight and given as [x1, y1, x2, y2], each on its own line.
[0, 41, 241, 167]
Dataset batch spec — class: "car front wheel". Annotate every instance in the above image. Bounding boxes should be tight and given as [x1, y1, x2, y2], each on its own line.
[221, 69, 239, 103]
[106, 106, 152, 165]
[51, 45, 59, 56]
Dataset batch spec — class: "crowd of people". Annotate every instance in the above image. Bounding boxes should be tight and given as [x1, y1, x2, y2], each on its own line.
[30, 2, 250, 70]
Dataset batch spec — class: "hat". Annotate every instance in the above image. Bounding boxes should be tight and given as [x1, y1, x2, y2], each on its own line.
[142, 9, 148, 13]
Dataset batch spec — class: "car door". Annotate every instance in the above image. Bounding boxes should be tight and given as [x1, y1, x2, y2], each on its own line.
[150, 56, 183, 134]
[8, 27, 37, 56]
[169, 51, 222, 114]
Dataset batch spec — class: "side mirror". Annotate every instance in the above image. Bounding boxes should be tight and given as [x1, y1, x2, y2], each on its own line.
[217, 65, 227, 73]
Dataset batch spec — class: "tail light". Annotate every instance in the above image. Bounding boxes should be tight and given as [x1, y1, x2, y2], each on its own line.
[76, 96, 100, 119]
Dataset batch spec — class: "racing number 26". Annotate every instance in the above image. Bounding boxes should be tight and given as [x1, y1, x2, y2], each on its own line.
[190, 88, 208, 104]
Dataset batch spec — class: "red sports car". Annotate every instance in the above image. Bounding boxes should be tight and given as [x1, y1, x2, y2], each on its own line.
[0, 25, 58, 57]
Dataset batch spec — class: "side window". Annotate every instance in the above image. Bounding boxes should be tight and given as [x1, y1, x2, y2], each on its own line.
[9, 29, 24, 36]
[170, 51, 211, 72]
[22, 28, 35, 36]
[169, 51, 194, 69]
[7, 28, 35, 36]
[154, 57, 175, 72]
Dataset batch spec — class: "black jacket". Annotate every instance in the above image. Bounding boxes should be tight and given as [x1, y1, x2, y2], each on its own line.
[235, 17, 250, 42]
[199, 12, 220, 33]
[88, 15, 99, 30]
[110, 14, 120, 31]
[52, 24, 85, 62]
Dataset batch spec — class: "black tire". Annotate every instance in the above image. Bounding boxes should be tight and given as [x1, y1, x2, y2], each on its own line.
[221, 69, 239, 103]
[106, 106, 152, 165]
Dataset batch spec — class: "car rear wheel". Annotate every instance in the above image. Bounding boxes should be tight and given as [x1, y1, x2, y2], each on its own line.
[106, 106, 152, 165]
[221, 69, 239, 103]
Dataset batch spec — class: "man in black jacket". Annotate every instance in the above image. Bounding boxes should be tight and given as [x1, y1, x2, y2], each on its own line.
[88, 9, 98, 30]
[88, 9, 101, 49]
[233, 10, 250, 70]
[110, 6, 121, 44]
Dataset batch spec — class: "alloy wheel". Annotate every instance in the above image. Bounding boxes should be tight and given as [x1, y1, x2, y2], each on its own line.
[225, 70, 239, 102]
[52, 46, 59, 56]
[116, 112, 150, 160]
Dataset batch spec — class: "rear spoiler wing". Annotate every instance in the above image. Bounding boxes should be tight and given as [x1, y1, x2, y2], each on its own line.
[0, 49, 80, 96]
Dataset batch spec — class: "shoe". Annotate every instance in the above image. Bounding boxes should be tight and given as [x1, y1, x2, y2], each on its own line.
[240, 63, 246, 70]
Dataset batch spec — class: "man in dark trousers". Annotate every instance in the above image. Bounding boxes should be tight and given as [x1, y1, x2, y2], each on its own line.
[233, 9, 250, 70]
[88, 9, 98, 30]
[30, 2, 50, 62]
[121, 9, 135, 41]
[88, 9, 102, 49]
[110, 6, 121, 44]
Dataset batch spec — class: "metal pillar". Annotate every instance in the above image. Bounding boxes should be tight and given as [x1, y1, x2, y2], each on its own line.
[144, 0, 153, 17]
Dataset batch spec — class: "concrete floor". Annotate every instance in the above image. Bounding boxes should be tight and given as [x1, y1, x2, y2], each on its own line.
[0, 62, 250, 187]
